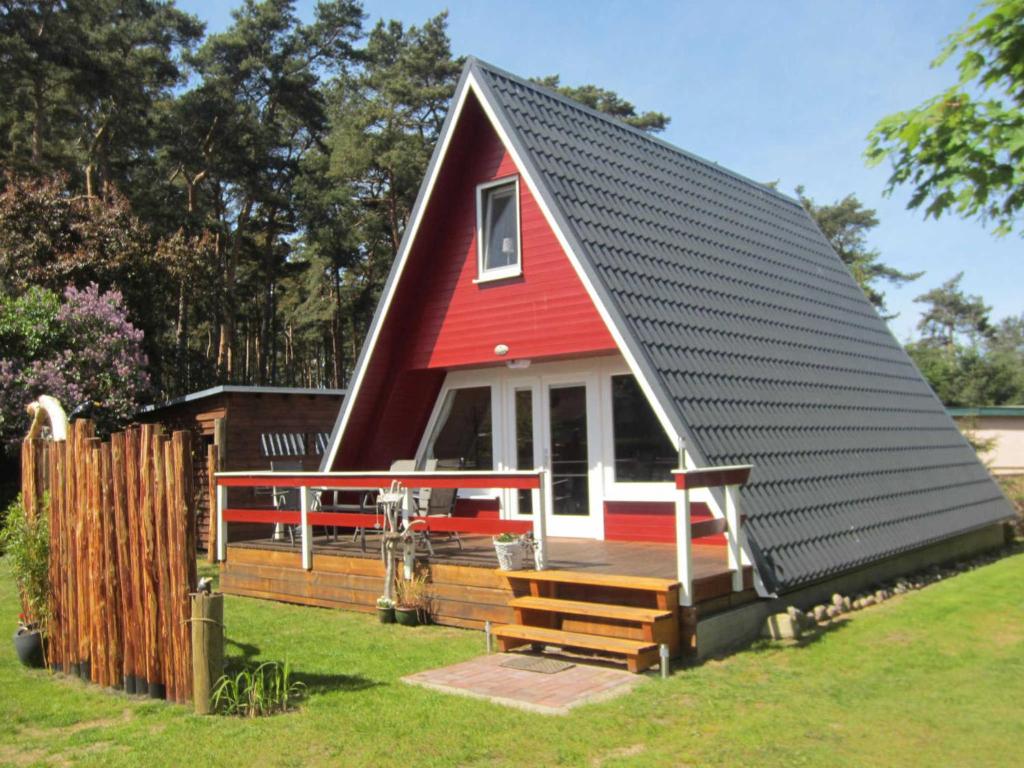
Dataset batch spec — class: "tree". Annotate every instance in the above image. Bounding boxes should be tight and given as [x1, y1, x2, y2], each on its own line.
[309, 12, 462, 384]
[913, 272, 993, 350]
[866, 0, 1024, 236]
[178, 0, 364, 382]
[531, 75, 670, 133]
[905, 273, 1024, 406]
[796, 186, 922, 314]
[0, 172, 176, 382]
[0, 284, 150, 452]
[0, 1, 203, 209]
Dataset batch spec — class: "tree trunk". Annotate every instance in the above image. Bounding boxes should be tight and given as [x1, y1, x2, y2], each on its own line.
[31, 75, 45, 165]
[175, 279, 189, 394]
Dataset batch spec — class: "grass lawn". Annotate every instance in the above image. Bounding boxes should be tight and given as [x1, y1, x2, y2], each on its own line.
[1, 553, 1022, 767]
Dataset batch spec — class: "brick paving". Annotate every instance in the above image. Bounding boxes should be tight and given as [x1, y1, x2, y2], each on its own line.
[402, 652, 645, 715]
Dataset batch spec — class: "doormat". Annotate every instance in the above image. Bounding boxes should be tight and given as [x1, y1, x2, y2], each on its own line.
[499, 655, 575, 674]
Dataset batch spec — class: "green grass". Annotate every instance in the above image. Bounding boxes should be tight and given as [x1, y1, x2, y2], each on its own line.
[2, 554, 1023, 767]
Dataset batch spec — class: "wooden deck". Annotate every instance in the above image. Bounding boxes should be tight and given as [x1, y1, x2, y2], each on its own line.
[220, 534, 757, 637]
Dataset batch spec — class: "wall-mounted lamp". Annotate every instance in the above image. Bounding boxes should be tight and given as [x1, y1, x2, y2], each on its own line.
[494, 343, 509, 357]
[506, 359, 531, 370]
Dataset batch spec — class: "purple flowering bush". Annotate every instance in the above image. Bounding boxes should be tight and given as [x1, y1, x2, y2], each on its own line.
[0, 283, 150, 452]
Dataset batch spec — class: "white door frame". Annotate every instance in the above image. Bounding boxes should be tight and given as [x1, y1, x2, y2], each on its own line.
[416, 357, 618, 539]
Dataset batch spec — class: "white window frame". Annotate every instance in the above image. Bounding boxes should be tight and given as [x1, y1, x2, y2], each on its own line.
[475, 176, 522, 283]
[599, 362, 679, 502]
[412, 355, 688, 538]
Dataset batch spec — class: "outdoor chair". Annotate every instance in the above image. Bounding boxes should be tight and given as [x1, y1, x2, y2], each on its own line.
[417, 458, 462, 552]
[269, 458, 304, 547]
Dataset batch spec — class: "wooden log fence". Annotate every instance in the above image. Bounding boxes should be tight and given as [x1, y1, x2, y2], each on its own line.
[21, 420, 197, 703]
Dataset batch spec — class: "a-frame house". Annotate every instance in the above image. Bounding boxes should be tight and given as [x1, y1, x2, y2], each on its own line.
[219, 59, 1013, 663]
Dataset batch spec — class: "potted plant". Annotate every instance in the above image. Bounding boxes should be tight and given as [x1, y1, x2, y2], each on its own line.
[1, 495, 50, 669]
[393, 579, 419, 627]
[376, 595, 395, 623]
[493, 532, 526, 571]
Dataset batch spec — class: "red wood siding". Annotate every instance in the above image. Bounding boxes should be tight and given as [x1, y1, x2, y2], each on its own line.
[335, 92, 616, 470]
[454, 497, 501, 519]
[604, 501, 725, 545]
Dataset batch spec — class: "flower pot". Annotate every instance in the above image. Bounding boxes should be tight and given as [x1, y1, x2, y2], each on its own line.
[493, 538, 525, 571]
[394, 606, 419, 627]
[377, 606, 396, 624]
[13, 628, 44, 668]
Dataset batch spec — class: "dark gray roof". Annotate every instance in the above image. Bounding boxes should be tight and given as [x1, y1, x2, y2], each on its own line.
[470, 59, 1014, 593]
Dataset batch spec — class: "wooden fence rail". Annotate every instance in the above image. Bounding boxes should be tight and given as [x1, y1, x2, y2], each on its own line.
[21, 420, 197, 703]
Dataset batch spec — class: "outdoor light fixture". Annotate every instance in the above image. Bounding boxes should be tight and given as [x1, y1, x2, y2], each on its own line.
[494, 343, 509, 356]
[506, 359, 531, 370]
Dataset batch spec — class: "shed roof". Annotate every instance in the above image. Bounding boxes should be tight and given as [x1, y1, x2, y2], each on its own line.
[139, 385, 346, 415]
[468, 59, 1013, 592]
[949, 406, 1024, 418]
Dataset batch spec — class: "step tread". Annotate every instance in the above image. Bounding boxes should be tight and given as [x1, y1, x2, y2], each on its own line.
[493, 623, 658, 654]
[509, 596, 672, 623]
[499, 569, 680, 592]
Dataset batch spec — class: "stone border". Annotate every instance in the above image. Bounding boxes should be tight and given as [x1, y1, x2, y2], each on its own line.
[763, 544, 1018, 640]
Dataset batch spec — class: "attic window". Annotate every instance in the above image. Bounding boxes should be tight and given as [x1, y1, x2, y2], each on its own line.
[476, 177, 521, 281]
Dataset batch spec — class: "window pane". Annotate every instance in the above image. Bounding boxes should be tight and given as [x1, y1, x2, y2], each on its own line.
[550, 385, 589, 516]
[515, 389, 533, 515]
[484, 184, 518, 270]
[426, 386, 493, 470]
[612, 375, 676, 482]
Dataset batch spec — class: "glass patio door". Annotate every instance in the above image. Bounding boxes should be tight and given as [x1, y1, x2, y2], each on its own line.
[504, 375, 600, 537]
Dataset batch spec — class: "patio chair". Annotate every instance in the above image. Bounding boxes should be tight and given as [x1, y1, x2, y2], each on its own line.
[269, 459, 304, 547]
[418, 458, 462, 552]
[348, 460, 417, 552]
[399, 457, 462, 555]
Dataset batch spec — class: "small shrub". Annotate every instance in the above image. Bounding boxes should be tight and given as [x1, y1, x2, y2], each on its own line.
[212, 660, 305, 717]
[0, 494, 50, 628]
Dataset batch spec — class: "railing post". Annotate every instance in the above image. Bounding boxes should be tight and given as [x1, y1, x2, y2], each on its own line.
[300, 485, 313, 571]
[532, 471, 548, 570]
[724, 483, 743, 592]
[216, 481, 227, 562]
[675, 479, 693, 607]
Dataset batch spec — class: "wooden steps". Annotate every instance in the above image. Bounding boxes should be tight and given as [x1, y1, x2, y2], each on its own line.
[498, 570, 682, 673]
[508, 596, 671, 624]
[505, 570, 680, 593]
[492, 624, 659, 674]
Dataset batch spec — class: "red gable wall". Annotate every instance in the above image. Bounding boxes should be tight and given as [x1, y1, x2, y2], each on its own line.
[334, 93, 616, 469]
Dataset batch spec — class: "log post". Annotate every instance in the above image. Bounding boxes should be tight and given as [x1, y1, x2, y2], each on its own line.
[190, 592, 224, 715]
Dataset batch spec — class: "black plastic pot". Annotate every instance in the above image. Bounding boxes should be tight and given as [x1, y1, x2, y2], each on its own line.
[148, 681, 166, 700]
[394, 607, 419, 627]
[377, 607, 395, 624]
[13, 628, 44, 668]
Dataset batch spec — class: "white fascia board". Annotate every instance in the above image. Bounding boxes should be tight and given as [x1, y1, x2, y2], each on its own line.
[320, 71, 477, 472]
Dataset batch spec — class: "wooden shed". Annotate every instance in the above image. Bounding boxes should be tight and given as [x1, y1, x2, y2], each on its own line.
[137, 385, 345, 551]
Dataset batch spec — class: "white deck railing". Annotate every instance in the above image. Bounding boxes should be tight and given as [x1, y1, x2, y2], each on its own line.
[672, 465, 754, 606]
[214, 469, 551, 571]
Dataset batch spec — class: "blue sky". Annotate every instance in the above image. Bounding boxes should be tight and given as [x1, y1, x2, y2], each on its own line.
[177, 0, 1020, 341]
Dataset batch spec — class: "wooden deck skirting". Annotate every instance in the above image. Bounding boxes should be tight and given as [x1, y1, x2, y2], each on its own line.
[220, 536, 758, 649]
